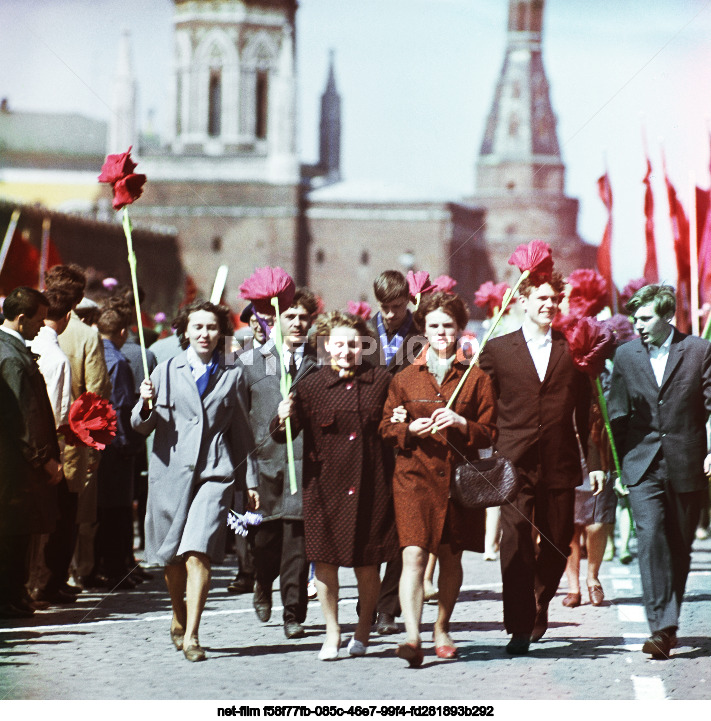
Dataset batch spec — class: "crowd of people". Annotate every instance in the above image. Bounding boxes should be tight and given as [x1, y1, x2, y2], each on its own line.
[1, 261, 710, 668]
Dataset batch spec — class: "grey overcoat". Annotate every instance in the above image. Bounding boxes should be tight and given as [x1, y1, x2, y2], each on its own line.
[131, 351, 256, 565]
[237, 340, 318, 521]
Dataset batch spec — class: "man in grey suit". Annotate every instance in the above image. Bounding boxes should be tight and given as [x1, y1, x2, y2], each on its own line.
[237, 288, 320, 639]
[609, 284, 711, 659]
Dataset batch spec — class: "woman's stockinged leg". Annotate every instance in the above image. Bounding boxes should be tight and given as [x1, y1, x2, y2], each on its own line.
[184, 552, 211, 647]
[400, 546, 427, 647]
[314, 562, 341, 649]
[165, 562, 188, 635]
[434, 544, 462, 648]
[353, 565, 381, 646]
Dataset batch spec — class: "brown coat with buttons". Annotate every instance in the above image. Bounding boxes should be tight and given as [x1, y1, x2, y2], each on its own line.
[276, 364, 398, 568]
[379, 348, 498, 553]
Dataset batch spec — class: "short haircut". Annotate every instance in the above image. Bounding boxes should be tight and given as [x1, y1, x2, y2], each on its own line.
[97, 305, 131, 336]
[45, 264, 86, 304]
[291, 287, 319, 316]
[413, 291, 469, 332]
[43, 286, 75, 321]
[626, 283, 676, 318]
[172, 300, 233, 350]
[373, 270, 409, 304]
[314, 310, 374, 340]
[2, 286, 48, 321]
[518, 270, 565, 298]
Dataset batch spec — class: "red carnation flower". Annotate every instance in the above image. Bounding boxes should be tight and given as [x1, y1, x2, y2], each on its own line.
[508, 239, 554, 281]
[58, 392, 117, 451]
[474, 281, 511, 318]
[564, 316, 616, 378]
[112, 173, 147, 210]
[567, 268, 608, 318]
[406, 270, 434, 303]
[98, 146, 137, 184]
[347, 301, 372, 320]
[431, 275, 457, 293]
[239, 267, 296, 315]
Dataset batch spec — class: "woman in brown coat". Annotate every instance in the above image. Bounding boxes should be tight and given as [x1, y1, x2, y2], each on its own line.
[276, 311, 398, 661]
[380, 292, 497, 666]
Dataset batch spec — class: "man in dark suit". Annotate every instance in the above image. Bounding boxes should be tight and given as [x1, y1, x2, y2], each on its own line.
[237, 288, 320, 639]
[0, 287, 62, 618]
[363, 270, 426, 635]
[608, 284, 711, 659]
[478, 271, 599, 655]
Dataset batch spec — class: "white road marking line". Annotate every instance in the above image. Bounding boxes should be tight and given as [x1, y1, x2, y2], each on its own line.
[610, 566, 631, 575]
[618, 604, 647, 623]
[612, 578, 633, 590]
[631, 675, 666, 700]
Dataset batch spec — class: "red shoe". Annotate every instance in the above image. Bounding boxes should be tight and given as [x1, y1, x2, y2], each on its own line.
[435, 644, 457, 659]
[396, 642, 424, 668]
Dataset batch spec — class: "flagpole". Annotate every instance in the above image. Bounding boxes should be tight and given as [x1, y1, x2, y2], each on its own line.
[0, 209, 21, 277]
[39, 218, 51, 290]
[690, 172, 700, 336]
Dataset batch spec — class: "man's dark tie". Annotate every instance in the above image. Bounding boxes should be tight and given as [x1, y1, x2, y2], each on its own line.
[288, 353, 298, 380]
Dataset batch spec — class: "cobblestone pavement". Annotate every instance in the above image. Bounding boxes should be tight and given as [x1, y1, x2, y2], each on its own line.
[1, 536, 709, 702]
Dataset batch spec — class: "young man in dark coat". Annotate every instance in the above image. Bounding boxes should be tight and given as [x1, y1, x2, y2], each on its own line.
[478, 271, 600, 655]
[237, 289, 320, 638]
[0, 287, 62, 618]
[608, 284, 711, 659]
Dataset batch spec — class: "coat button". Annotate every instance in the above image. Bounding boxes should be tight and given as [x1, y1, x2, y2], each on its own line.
[439, 471, 445, 477]
[658, 399, 663, 405]
[346, 382, 354, 390]
[347, 486, 355, 495]
[349, 432, 357, 441]
[661, 433, 666, 437]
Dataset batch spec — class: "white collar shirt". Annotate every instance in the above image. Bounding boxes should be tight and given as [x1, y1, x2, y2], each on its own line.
[522, 325, 553, 382]
[648, 328, 674, 386]
[283, 343, 306, 374]
[30, 325, 72, 428]
[0, 325, 27, 346]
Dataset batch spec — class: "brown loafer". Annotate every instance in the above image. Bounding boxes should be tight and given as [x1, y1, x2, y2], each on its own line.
[588, 584, 604, 606]
[396, 642, 424, 668]
[562, 592, 582, 608]
[183, 641, 206, 662]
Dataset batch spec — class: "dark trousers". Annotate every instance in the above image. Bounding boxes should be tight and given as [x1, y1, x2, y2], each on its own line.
[500, 454, 575, 635]
[253, 519, 308, 623]
[42, 477, 78, 592]
[0, 533, 30, 605]
[377, 556, 402, 617]
[95, 506, 133, 579]
[627, 457, 704, 633]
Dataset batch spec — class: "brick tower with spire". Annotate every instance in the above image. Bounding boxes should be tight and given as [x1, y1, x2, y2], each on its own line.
[470, 0, 590, 284]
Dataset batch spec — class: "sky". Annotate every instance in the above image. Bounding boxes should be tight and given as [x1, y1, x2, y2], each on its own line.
[2, 0, 711, 289]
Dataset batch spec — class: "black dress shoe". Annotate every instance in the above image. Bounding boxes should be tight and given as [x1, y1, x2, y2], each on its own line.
[227, 573, 255, 595]
[105, 576, 136, 591]
[77, 573, 106, 589]
[31, 588, 77, 604]
[132, 566, 154, 581]
[59, 583, 82, 596]
[506, 634, 530, 655]
[530, 604, 549, 643]
[253, 582, 272, 622]
[642, 628, 677, 659]
[375, 612, 399, 635]
[0, 602, 34, 619]
[284, 621, 305, 639]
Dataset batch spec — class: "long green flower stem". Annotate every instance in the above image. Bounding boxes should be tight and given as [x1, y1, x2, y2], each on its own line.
[271, 297, 297, 495]
[431, 270, 529, 434]
[594, 375, 622, 483]
[122, 209, 152, 409]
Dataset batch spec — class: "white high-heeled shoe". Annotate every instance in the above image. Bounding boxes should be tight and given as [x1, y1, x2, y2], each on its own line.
[347, 637, 367, 657]
[318, 642, 339, 661]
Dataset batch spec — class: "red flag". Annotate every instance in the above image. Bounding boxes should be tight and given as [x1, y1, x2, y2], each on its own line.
[597, 172, 615, 309]
[642, 158, 658, 283]
[665, 173, 691, 333]
[0, 229, 40, 294]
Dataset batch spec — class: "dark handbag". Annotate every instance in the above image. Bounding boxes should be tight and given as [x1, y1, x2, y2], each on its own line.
[451, 452, 520, 510]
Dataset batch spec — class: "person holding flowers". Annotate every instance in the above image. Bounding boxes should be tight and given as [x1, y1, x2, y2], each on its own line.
[478, 267, 600, 656]
[379, 291, 497, 667]
[275, 311, 398, 661]
[132, 300, 258, 662]
[608, 284, 711, 659]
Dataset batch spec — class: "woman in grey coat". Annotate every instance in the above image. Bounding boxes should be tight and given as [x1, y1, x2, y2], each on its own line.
[132, 301, 258, 662]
